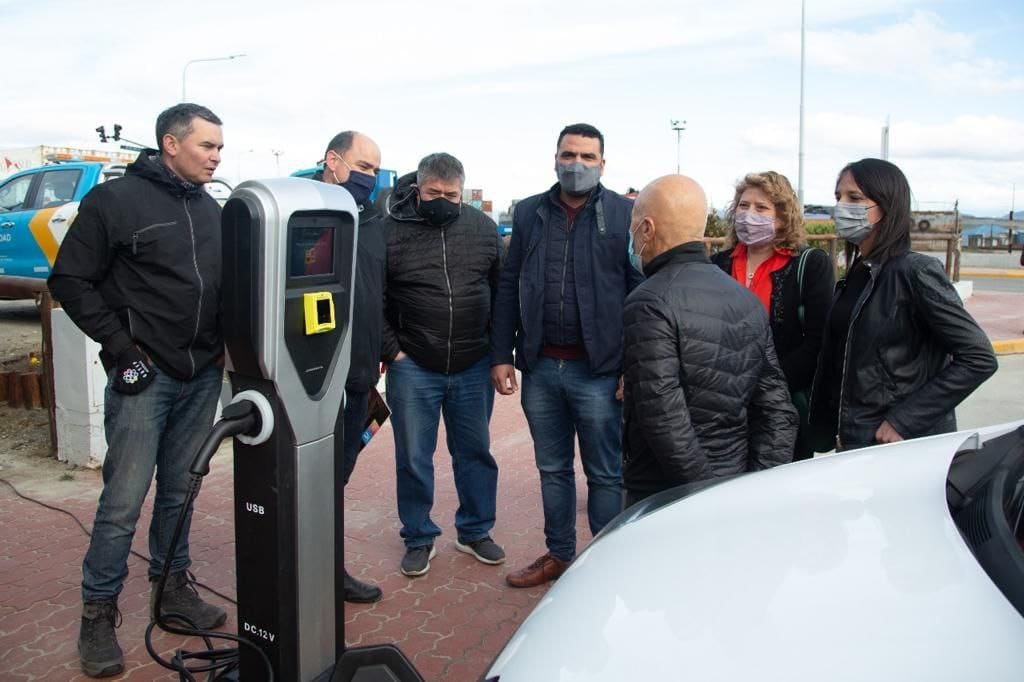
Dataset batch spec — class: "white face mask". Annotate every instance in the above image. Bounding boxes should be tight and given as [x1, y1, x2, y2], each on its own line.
[734, 211, 777, 246]
[834, 202, 876, 244]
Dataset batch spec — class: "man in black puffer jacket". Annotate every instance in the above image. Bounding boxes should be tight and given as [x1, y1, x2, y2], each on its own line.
[49, 103, 228, 678]
[381, 153, 505, 577]
[622, 175, 797, 506]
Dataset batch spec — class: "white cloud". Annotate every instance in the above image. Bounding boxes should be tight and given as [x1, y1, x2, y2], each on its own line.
[802, 10, 1024, 94]
[893, 115, 1024, 161]
[2, 0, 1021, 217]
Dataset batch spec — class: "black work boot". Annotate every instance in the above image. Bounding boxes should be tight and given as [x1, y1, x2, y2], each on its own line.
[150, 571, 227, 629]
[78, 600, 124, 678]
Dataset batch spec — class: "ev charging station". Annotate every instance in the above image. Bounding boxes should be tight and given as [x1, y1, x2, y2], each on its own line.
[218, 178, 421, 681]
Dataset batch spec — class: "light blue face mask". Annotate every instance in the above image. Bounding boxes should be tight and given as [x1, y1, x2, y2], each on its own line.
[628, 222, 646, 274]
[833, 202, 876, 245]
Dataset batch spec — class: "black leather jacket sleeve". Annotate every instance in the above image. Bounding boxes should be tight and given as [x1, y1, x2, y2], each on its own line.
[885, 259, 997, 437]
[747, 328, 799, 470]
[624, 291, 711, 486]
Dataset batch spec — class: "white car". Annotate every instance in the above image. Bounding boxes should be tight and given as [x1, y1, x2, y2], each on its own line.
[486, 421, 1024, 682]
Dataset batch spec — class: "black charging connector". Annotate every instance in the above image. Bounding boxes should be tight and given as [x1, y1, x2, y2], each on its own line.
[145, 400, 275, 682]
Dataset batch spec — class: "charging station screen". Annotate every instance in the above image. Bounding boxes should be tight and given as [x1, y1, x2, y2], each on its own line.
[289, 225, 335, 277]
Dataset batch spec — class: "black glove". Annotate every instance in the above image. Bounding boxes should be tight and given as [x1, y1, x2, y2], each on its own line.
[112, 346, 156, 395]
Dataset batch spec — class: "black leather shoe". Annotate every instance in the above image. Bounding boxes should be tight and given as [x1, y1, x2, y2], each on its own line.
[344, 570, 383, 603]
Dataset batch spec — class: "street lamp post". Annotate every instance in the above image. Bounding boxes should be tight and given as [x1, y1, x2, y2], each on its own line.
[182, 53, 246, 101]
[797, 0, 806, 205]
[670, 119, 687, 174]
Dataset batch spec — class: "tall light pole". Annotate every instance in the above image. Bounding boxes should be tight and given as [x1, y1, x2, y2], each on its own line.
[182, 53, 246, 101]
[880, 116, 890, 160]
[670, 119, 687, 174]
[271, 149, 284, 175]
[797, 0, 806, 206]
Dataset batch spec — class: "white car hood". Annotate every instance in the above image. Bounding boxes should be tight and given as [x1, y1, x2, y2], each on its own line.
[489, 427, 1024, 682]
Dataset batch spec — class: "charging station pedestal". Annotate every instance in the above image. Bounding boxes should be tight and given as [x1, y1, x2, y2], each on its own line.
[220, 178, 419, 681]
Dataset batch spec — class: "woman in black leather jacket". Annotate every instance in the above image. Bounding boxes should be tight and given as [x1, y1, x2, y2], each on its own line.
[810, 158, 997, 451]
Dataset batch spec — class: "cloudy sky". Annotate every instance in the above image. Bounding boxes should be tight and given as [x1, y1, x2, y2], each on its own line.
[2, 0, 1022, 216]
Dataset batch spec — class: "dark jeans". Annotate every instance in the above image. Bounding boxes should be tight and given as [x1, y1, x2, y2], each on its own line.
[341, 388, 370, 485]
[81, 363, 222, 602]
[521, 357, 623, 562]
[386, 354, 497, 548]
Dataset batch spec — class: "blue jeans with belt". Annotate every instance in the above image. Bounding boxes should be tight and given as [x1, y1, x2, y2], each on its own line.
[81, 363, 223, 602]
[521, 357, 623, 562]
[386, 354, 497, 548]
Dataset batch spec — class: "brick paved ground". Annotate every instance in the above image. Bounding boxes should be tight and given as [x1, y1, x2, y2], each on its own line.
[966, 290, 1024, 341]
[0, 389, 590, 681]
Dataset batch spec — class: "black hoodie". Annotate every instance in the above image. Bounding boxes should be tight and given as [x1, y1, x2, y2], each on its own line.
[49, 150, 222, 380]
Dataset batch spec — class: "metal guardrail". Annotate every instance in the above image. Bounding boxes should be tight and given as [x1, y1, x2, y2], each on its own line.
[703, 233, 961, 282]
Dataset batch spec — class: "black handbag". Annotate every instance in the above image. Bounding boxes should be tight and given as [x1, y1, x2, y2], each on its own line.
[791, 248, 836, 457]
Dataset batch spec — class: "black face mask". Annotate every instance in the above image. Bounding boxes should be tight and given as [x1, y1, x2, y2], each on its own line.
[417, 196, 461, 226]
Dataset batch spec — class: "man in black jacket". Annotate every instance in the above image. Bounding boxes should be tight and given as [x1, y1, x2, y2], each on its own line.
[493, 123, 643, 588]
[313, 130, 385, 603]
[381, 153, 505, 577]
[49, 103, 227, 678]
[622, 175, 797, 506]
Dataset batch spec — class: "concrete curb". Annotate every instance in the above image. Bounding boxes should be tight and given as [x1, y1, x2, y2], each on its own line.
[960, 268, 1024, 279]
[992, 338, 1024, 355]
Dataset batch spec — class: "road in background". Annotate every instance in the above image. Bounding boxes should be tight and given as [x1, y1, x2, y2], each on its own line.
[971, 277, 1024, 293]
[957, 353, 1024, 430]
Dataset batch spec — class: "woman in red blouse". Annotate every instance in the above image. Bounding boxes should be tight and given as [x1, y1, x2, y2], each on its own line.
[711, 171, 835, 459]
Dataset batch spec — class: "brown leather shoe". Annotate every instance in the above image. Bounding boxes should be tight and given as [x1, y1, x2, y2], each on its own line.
[505, 553, 570, 588]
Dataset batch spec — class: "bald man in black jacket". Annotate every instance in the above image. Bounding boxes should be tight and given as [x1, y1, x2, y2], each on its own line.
[621, 175, 797, 506]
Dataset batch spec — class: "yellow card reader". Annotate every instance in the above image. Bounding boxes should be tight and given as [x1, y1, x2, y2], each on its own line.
[303, 291, 335, 335]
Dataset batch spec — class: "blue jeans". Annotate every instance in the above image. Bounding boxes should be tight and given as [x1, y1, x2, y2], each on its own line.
[386, 355, 497, 548]
[521, 357, 623, 562]
[341, 388, 369, 486]
[81, 363, 223, 602]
